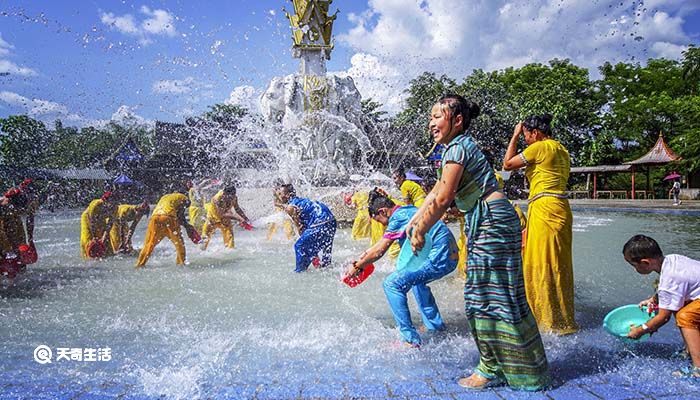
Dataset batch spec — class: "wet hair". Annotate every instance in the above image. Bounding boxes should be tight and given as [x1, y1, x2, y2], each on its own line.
[368, 188, 396, 217]
[223, 185, 237, 195]
[522, 114, 553, 136]
[622, 235, 663, 262]
[436, 93, 481, 134]
[276, 183, 296, 198]
[392, 167, 406, 179]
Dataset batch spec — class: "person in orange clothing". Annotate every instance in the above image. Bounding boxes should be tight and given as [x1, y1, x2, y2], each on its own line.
[136, 189, 197, 267]
[200, 185, 251, 251]
[80, 191, 119, 259]
[110, 201, 150, 254]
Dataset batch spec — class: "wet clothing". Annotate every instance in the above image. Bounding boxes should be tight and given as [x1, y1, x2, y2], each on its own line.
[520, 139, 578, 334]
[201, 190, 238, 250]
[382, 206, 457, 345]
[400, 180, 426, 207]
[188, 187, 206, 233]
[442, 133, 549, 390]
[267, 205, 295, 241]
[136, 193, 189, 267]
[350, 191, 371, 240]
[109, 204, 144, 253]
[80, 199, 116, 259]
[288, 197, 336, 272]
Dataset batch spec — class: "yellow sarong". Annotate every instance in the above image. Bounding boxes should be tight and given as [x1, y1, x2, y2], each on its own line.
[521, 139, 578, 334]
[350, 191, 371, 240]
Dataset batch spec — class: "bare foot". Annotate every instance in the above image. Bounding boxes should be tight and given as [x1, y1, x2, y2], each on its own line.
[457, 373, 492, 389]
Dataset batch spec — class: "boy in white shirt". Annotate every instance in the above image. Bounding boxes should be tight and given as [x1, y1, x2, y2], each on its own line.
[623, 235, 700, 378]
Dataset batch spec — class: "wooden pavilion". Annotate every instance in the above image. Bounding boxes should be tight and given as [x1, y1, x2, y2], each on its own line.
[570, 133, 681, 199]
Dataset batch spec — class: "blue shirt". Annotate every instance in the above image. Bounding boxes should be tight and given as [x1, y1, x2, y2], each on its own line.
[384, 206, 453, 247]
[288, 197, 334, 228]
[440, 134, 498, 213]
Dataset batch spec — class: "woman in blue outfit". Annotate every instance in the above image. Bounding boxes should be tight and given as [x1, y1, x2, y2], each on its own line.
[275, 183, 337, 272]
[348, 189, 458, 347]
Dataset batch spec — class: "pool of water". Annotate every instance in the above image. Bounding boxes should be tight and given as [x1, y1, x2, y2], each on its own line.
[1, 209, 699, 398]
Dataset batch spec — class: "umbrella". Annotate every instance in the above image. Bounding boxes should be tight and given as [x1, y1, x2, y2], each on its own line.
[663, 172, 681, 181]
[405, 171, 424, 182]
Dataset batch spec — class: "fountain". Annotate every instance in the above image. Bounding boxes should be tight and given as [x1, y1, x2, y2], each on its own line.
[257, 0, 373, 185]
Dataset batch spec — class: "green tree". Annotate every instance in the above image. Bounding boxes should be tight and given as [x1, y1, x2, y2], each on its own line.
[0, 115, 52, 168]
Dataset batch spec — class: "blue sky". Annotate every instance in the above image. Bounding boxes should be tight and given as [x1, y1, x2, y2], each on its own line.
[1, 1, 699, 126]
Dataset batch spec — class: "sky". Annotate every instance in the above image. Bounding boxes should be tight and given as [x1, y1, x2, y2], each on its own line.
[0, 0, 699, 127]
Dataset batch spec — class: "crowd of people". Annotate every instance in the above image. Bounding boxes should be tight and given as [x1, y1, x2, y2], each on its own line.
[1, 93, 699, 389]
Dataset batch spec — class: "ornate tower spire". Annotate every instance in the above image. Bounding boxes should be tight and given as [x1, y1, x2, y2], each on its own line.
[285, 0, 338, 76]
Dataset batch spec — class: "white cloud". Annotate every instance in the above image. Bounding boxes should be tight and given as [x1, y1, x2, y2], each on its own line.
[100, 7, 177, 45]
[0, 91, 67, 116]
[0, 34, 13, 57]
[0, 59, 37, 76]
[335, 0, 695, 112]
[152, 77, 196, 94]
[110, 105, 152, 127]
[0, 34, 37, 76]
[226, 85, 259, 112]
[140, 6, 177, 37]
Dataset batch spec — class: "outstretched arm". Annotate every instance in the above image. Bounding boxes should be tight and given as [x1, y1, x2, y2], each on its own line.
[348, 237, 393, 276]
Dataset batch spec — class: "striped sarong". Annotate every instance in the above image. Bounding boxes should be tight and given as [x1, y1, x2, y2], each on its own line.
[464, 198, 549, 390]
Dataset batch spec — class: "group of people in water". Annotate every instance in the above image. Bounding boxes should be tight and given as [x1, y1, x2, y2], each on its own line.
[1, 93, 698, 389]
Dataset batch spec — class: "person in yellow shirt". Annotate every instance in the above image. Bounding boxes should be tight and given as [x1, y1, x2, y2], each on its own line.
[188, 179, 208, 233]
[503, 114, 578, 335]
[346, 189, 371, 240]
[110, 201, 150, 254]
[136, 189, 197, 267]
[267, 182, 295, 241]
[200, 185, 251, 250]
[80, 192, 119, 259]
[392, 168, 426, 207]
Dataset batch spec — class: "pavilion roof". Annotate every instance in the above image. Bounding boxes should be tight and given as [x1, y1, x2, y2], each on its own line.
[624, 133, 681, 165]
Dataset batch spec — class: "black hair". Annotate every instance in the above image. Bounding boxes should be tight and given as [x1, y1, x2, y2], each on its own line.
[437, 93, 481, 133]
[522, 114, 553, 136]
[368, 188, 396, 217]
[622, 235, 663, 262]
[276, 183, 296, 198]
[223, 185, 237, 195]
[392, 166, 406, 178]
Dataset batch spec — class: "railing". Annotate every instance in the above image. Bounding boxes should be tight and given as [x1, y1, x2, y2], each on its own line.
[568, 190, 590, 199]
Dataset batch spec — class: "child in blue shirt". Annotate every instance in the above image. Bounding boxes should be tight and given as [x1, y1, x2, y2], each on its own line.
[275, 183, 337, 273]
[348, 188, 458, 346]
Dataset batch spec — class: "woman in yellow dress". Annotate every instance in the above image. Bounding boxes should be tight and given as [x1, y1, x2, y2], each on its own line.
[503, 114, 578, 335]
[80, 192, 119, 259]
[346, 189, 371, 240]
[109, 201, 150, 254]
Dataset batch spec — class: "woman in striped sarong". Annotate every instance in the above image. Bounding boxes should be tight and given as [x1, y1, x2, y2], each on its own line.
[409, 94, 549, 391]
